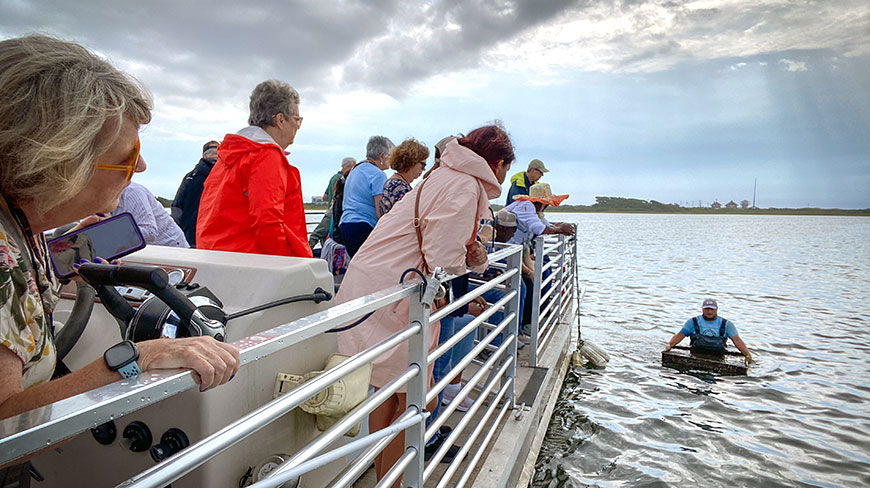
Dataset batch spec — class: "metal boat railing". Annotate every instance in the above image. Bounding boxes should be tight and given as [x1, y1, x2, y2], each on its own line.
[528, 234, 578, 367]
[0, 235, 578, 487]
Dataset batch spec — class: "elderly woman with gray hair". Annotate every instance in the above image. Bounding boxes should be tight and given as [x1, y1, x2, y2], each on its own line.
[196, 79, 311, 258]
[0, 35, 239, 470]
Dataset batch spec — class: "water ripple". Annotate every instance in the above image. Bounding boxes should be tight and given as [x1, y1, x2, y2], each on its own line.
[534, 214, 870, 488]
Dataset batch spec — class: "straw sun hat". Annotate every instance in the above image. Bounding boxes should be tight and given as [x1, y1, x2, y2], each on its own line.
[513, 183, 568, 206]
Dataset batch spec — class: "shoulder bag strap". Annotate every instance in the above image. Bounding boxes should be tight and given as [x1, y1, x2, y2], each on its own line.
[414, 178, 430, 273]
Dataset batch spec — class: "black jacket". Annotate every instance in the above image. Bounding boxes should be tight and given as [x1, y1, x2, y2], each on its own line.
[171, 157, 216, 247]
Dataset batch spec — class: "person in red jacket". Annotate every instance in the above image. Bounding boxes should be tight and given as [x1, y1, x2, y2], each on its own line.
[197, 80, 312, 258]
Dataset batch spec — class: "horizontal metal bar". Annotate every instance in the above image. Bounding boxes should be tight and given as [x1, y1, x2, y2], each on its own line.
[426, 329, 514, 438]
[485, 243, 523, 265]
[237, 282, 420, 360]
[424, 358, 513, 480]
[428, 245, 521, 290]
[536, 314, 560, 358]
[0, 282, 421, 466]
[561, 286, 574, 309]
[540, 269, 558, 289]
[541, 258, 558, 272]
[454, 394, 511, 488]
[539, 279, 557, 304]
[377, 447, 417, 488]
[539, 292, 557, 322]
[541, 243, 561, 255]
[542, 304, 560, 331]
[119, 323, 422, 488]
[537, 308, 556, 337]
[438, 378, 512, 488]
[325, 409, 418, 488]
[428, 290, 517, 364]
[428, 268, 517, 324]
[251, 411, 426, 488]
[469, 277, 507, 292]
[536, 306, 559, 342]
[427, 312, 514, 405]
[268, 366, 419, 479]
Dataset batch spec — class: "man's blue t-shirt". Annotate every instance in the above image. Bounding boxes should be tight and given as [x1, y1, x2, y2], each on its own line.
[341, 162, 386, 227]
[680, 316, 738, 339]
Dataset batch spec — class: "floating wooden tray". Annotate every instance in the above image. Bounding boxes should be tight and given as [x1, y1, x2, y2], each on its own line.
[661, 347, 748, 375]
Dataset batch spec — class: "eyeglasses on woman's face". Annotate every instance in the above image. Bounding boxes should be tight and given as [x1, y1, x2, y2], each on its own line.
[95, 138, 140, 181]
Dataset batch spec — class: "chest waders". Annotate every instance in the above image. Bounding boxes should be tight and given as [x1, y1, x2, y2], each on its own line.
[689, 316, 728, 354]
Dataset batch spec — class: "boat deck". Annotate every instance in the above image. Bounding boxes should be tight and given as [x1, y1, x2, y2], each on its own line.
[0, 232, 579, 488]
[353, 310, 573, 487]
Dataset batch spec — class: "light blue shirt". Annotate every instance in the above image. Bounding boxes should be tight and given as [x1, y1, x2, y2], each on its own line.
[680, 315, 738, 339]
[340, 161, 386, 227]
[504, 201, 550, 246]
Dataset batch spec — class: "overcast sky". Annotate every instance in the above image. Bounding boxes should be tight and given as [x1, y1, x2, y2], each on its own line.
[2, 0, 868, 208]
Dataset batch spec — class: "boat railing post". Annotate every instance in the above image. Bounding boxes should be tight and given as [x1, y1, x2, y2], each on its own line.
[555, 234, 567, 323]
[403, 277, 431, 488]
[502, 246, 522, 405]
[530, 235, 544, 367]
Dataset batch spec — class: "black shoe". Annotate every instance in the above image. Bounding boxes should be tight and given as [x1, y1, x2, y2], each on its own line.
[423, 426, 461, 463]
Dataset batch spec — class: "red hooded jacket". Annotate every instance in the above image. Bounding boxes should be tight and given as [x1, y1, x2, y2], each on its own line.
[196, 130, 312, 258]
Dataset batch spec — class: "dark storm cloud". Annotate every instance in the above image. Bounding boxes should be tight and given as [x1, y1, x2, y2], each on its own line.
[0, 0, 592, 100]
[328, 0, 585, 96]
[0, 0, 398, 102]
[2, 0, 867, 101]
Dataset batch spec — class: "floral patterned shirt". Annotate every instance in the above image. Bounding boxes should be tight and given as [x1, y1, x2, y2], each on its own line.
[378, 175, 412, 216]
[0, 201, 61, 389]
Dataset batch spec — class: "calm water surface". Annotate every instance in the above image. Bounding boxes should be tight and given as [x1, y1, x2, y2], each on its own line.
[533, 214, 870, 488]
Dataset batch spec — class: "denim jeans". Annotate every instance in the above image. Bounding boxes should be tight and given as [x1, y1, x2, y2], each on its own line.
[430, 314, 476, 422]
[338, 221, 374, 257]
[470, 280, 526, 347]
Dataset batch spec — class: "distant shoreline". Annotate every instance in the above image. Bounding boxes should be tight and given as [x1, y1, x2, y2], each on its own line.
[302, 203, 869, 217]
[548, 208, 870, 216]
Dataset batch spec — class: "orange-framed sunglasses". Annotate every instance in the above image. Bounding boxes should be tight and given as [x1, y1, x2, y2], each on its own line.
[95, 138, 140, 181]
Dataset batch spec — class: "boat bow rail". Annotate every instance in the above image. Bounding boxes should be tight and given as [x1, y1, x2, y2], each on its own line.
[1, 236, 580, 488]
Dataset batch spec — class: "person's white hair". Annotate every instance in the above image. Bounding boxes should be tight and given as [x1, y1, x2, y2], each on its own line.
[366, 136, 395, 160]
[0, 34, 152, 214]
[341, 157, 357, 169]
[248, 80, 300, 128]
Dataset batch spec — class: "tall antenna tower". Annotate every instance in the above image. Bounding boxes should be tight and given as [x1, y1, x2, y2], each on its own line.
[752, 178, 757, 208]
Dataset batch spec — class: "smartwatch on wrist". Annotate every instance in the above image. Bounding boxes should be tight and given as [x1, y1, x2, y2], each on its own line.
[104, 340, 141, 379]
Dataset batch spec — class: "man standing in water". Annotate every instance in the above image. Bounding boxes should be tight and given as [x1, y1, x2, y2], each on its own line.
[665, 299, 752, 363]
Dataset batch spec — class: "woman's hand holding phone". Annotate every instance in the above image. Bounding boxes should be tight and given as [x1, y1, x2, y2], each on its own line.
[47, 212, 144, 279]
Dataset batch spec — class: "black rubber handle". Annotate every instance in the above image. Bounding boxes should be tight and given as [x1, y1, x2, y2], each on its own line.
[93, 284, 136, 333]
[78, 263, 198, 330]
[77, 263, 169, 290]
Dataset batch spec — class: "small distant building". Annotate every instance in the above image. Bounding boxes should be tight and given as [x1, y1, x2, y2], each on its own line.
[725, 200, 738, 209]
[740, 199, 750, 209]
[310, 196, 326, 204]
[711, 201, 722, 209]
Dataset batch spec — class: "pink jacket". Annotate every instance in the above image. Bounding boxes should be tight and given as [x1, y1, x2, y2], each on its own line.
[335, 139, 501, 389]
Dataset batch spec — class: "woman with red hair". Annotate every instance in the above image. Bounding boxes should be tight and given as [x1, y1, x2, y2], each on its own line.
[335, 123, 514, 482]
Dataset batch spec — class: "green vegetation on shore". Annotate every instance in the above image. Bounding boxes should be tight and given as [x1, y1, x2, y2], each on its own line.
[542, 197, 870, 216]
[223, 198, 870, 217]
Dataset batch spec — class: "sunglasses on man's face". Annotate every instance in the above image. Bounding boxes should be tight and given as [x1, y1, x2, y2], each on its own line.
[95, 138, 140, 181]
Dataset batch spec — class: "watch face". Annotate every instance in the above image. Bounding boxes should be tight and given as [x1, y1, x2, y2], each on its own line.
[105, 341, 137, 370]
